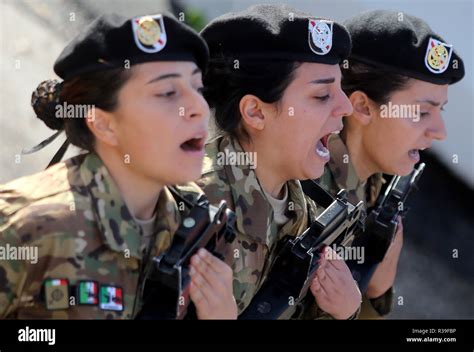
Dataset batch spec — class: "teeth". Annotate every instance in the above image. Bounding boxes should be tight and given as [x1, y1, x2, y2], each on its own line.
[316, 140, 330, 158]
[191, 132, 206, 140]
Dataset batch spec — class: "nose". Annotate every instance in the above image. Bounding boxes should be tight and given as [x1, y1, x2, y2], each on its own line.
[332, 88, 353, 118]
[425, 112, 447, 141]
[184, 87, 210, 122]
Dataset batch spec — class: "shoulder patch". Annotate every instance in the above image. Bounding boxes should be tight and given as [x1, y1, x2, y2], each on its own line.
[99, 285, 124, 311]
[43, 278, 70, 310]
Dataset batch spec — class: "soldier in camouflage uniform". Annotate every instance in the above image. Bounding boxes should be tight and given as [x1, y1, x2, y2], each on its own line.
[314, 133, 397, 318]
[198, 5, 362, 319]
[0, 13, 237, 319]
[310, 10, 465, 319]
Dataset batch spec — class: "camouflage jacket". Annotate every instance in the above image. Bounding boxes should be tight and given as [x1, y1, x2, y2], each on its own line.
[316, 133, 394, 319]
[0, 152, 200, 319]
[197, 135, 340, 319]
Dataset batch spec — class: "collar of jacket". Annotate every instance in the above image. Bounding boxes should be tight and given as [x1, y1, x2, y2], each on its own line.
[79, 153, 180, 259]
[205, 136, 311, 247]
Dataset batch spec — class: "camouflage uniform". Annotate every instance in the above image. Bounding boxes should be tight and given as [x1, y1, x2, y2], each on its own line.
[197, 135, 354, 319]
[316, 133, 394, 319]
[0, 152, 200, 319]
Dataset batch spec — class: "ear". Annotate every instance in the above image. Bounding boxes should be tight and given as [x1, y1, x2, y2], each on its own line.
[348, 91, 376, 126]
[85, 107, 119, 147]
[239, 94, 266, 132]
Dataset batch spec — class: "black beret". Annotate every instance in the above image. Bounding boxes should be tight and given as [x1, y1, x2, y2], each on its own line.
[201, 4, 351, 65]
[54, 13, 209, 80]
[344, 10, 465, 85]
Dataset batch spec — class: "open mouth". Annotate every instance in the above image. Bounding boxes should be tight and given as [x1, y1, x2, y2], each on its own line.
[315, 133, 332, 159]
[408, 149, 420, 162]
[180, 136, 205, 152]
[408, 146, 428, 162]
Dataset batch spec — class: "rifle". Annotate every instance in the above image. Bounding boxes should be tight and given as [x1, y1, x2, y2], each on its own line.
[239, 185, 364, 319]
[136, 193, 236, 319]
[347, 163, 425, 292]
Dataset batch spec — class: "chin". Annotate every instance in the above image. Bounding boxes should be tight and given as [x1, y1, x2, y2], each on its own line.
[172, 167, 202, 185]
[391, 162, 414, 177]
[303, 164, 325, 180]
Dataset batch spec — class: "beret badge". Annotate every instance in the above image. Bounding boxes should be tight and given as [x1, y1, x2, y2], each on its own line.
[308, 19, 333, 56]
[132, 14, 168, 53]
[424, 37, 453, 74]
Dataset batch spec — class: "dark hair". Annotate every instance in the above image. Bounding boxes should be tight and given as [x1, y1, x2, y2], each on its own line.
[31, 68, 131, 151]
[341, 60, 411, 105]
[204, 54, 300, 141]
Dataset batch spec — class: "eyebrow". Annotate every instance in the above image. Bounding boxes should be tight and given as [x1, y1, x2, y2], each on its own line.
[147, 67, 201, 84]
[308, 77, 336, 85]
[416, 99, 448, 107]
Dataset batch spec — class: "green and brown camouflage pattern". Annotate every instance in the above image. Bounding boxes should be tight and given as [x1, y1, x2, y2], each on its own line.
[0, 152, 201, 319]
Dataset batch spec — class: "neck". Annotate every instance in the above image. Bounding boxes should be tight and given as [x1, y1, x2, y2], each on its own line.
[342, 127, 379, 182]
[239, 137, 286, 199]
[95, 146, 163, 220]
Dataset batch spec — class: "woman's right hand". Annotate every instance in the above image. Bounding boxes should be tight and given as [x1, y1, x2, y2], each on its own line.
[310, 246, 362, 319]
[189, 248, 238, 320]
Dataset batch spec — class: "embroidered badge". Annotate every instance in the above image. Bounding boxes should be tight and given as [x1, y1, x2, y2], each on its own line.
[99, 285, 124, 311]
[424, 37, 453, 74]
[43, 279, 69, 310]
[132, 14, 167, 53]
[308, 19, 333, 55]
[77, 281, 99, 305]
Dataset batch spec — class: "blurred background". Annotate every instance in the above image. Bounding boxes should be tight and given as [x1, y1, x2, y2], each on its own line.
[0, 0, 472, 318]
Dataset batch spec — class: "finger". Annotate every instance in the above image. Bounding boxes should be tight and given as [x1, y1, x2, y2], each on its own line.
[317, 267, 338, 299]
[327, 255, 345, 272]
[318, 251, 327, 269]
[312, 276, 329, 300]
[396, 216, 403, 233]
[311, 275, 322, 292]
[191, 261, 228, 299]
[191, 255, 228, 292]
[324, 263, 344, 294]
[189, 280, 210, 311]
[190, 263, 213, 290]
[316, 265, 327, 282]
[191, 252, 211, 277]
[191, 268, 222, 301]
[197, 248, 230, 275]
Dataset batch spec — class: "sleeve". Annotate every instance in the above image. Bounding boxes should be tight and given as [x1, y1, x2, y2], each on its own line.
[0, 221, 27, 318]
[358, 287, 394, 319]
